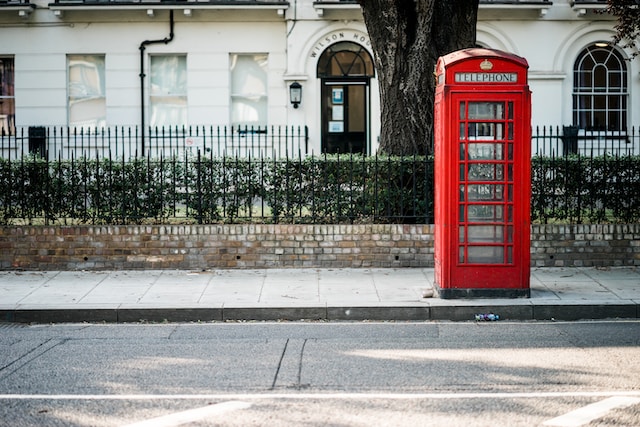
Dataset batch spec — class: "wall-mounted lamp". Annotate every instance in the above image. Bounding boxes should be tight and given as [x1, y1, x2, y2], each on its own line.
[289, 81, 302, 109]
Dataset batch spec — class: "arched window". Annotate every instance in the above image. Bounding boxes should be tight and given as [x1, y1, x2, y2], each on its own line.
[317, 42, 375, 78]
[573, 43, 628, 131]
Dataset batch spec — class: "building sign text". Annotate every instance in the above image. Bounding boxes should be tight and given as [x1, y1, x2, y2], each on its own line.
[455, 73, 518, 83]
[310, 31, 371, 58]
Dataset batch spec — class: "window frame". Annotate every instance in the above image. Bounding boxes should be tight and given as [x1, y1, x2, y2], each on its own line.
[230, 53, 269, 128]
[572, 43, 628, 132]
[67, 54, 107, 130]
[0, 56, 16, 136]
[149, 54, 188, 129]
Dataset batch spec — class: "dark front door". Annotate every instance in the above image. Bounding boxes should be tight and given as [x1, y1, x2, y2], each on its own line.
[321, 79, 368, 154]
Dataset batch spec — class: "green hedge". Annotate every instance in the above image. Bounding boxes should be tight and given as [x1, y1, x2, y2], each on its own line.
[0, 154, 434, 225]
[530, 155, 640, 223]
[1, 154, 638, 225]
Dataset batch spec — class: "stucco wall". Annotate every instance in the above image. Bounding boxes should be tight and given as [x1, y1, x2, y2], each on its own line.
[4, 0, 639, 153]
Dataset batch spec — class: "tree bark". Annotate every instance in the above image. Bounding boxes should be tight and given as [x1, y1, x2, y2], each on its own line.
[358, 0, 479, 155]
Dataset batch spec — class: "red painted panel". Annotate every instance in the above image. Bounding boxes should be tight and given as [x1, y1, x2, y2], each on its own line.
[434, 48, 531, 297]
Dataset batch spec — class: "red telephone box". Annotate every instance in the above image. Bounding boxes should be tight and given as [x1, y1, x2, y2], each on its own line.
[434, 48, 531, 298]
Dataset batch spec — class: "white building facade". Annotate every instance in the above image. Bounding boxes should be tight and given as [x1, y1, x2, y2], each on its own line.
[0, 0, 636, 156]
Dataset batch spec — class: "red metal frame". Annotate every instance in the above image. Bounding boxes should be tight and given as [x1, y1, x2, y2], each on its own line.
[434, 48, 531, 298]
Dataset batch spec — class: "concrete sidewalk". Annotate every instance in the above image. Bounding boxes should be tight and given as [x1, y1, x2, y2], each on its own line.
[0, 267, 638, 323]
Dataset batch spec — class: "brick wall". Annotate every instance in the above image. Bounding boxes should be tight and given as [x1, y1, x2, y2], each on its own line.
[1, 224, 638, 270]
[530, 224, 640, 267]
[0, 224, 435, 270]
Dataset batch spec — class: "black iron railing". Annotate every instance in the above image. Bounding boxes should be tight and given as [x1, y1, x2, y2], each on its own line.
[314, 0, 553, 3]
[1, 148, 639, 226]
[0, 0, 32, 4]
[1, 125, 309, 161]
[3, 125, 639, 161]
[532, 126, 640, 157]
[479, 0, 551, 3]
[51, 0, 288, 4]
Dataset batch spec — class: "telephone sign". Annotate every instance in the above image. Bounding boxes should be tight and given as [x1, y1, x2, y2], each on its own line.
[434, 48, 531, 298]
[454, 72, 518, 83]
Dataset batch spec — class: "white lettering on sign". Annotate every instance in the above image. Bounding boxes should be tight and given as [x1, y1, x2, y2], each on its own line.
[310, 31, 371, 58]
[454, 73, 518, 83]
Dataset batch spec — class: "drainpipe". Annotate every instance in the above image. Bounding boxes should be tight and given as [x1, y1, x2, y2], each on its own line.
[139, 10, 175, 156]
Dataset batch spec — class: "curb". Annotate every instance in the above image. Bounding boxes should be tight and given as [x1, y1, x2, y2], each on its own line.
[1, 302, 638, 324]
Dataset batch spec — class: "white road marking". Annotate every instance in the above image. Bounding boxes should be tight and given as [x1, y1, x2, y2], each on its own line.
[121, 401, 252, 427]
[1, 391, 640, 401]
[543, 396, 640, 427]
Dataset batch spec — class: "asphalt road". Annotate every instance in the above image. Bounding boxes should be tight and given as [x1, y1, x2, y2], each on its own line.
[1, 320, 639, 426]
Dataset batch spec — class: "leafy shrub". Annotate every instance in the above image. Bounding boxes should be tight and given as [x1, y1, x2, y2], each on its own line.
[1, 154, 638, 225]
[530, 155, 640, 223]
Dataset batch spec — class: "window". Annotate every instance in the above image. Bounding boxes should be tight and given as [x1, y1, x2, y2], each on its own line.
[150, 55, 187, 128]
[573, 43, 628, 131]
[0, 57, 14, 135]
[68, 55, 106, 129]
[230, 54, 268, 127]
[317, 42, 375, 78]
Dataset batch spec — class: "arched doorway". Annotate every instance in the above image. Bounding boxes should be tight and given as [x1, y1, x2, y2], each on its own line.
[317, 41, 375, 154]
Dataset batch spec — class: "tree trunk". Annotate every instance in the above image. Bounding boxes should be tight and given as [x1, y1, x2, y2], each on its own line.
[358, 0, 479, 155]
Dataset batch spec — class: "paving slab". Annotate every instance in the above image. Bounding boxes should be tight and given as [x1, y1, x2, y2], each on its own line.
[0, 267, 637, 323]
